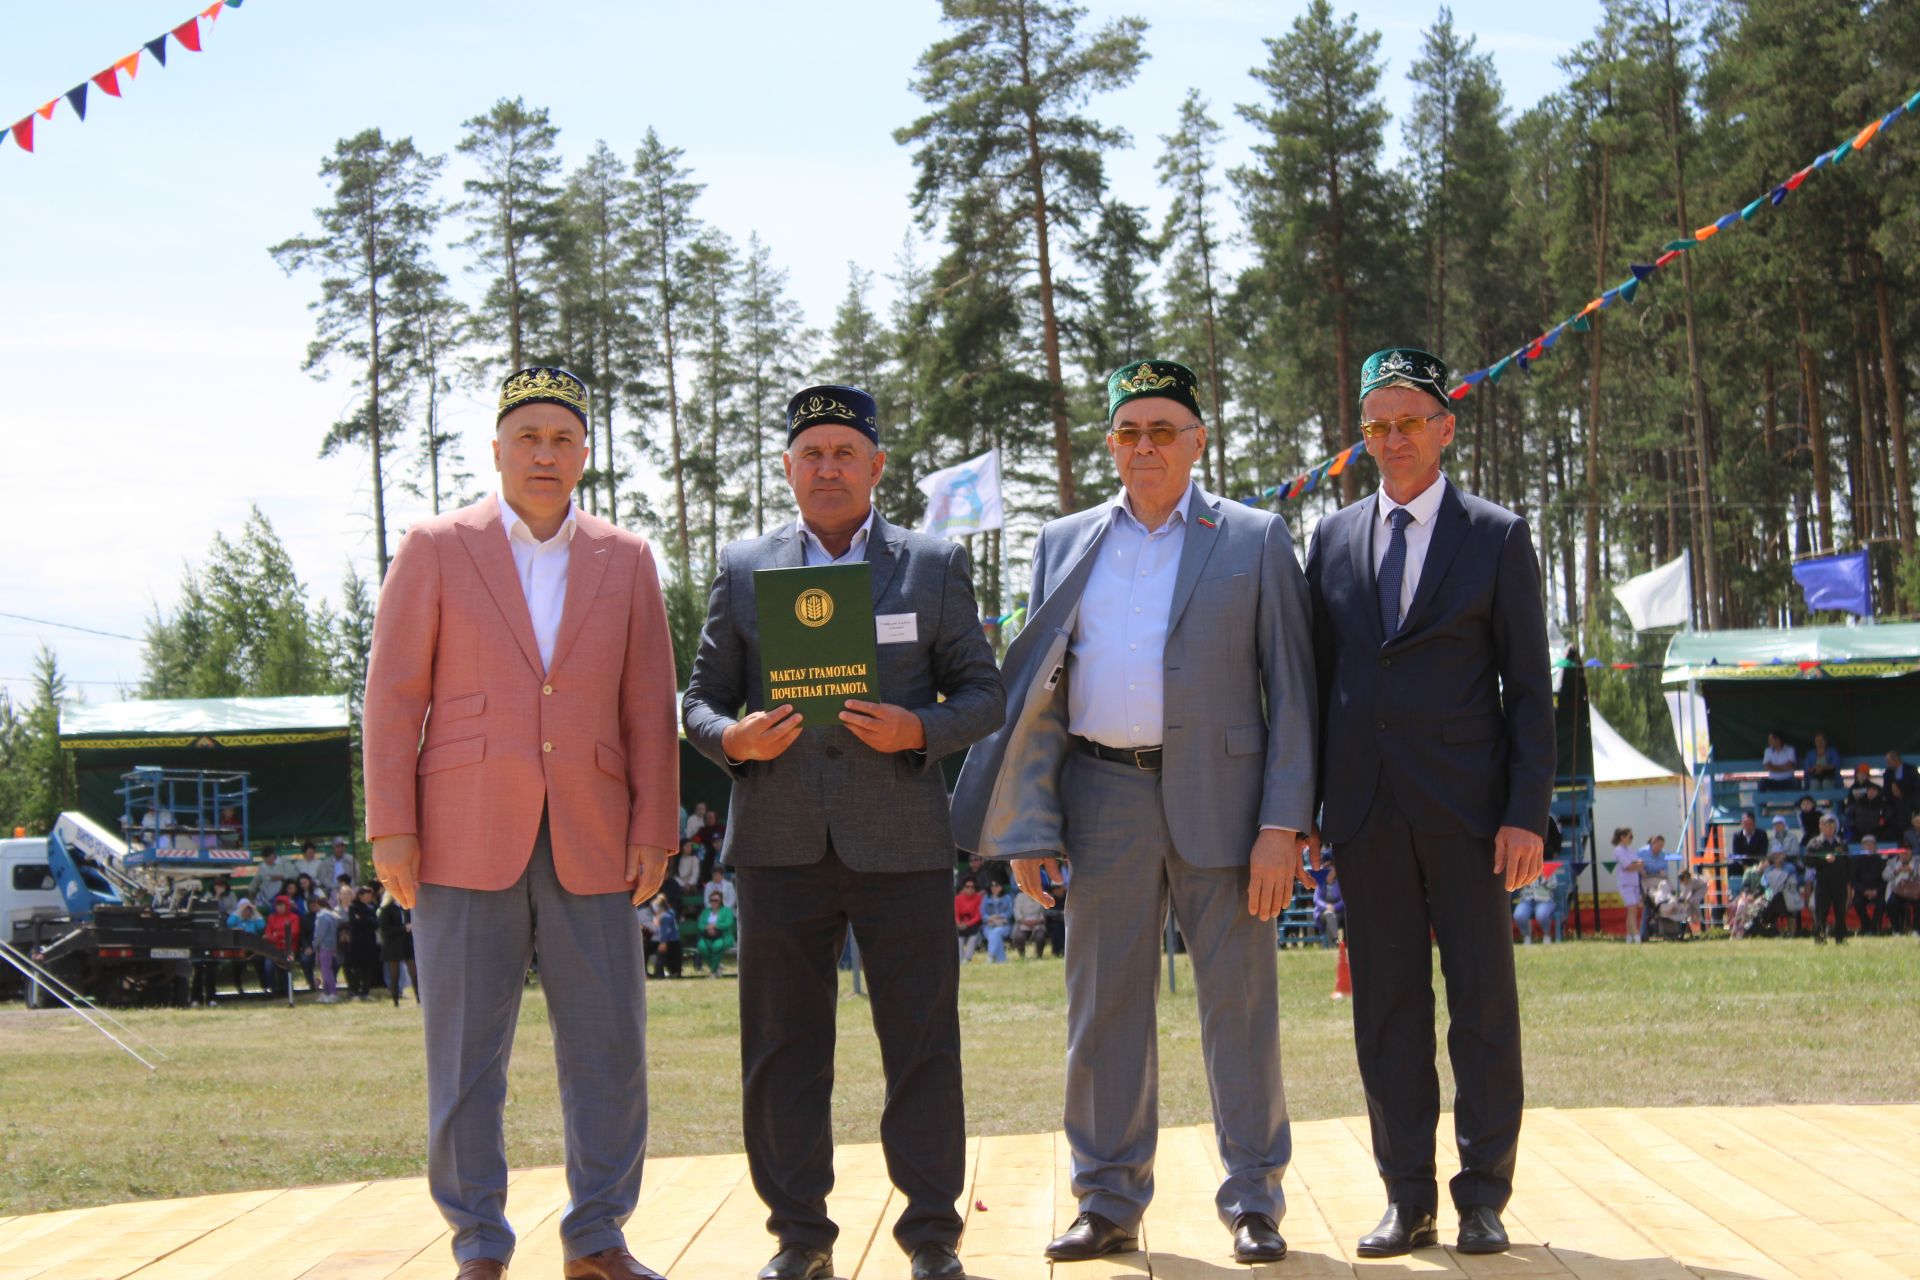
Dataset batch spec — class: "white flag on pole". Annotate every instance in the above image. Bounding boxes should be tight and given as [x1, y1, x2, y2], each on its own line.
[1664, 690, 1711, 769]
[917, 447, 1003, 538]
[1613, 551, 1691, 630]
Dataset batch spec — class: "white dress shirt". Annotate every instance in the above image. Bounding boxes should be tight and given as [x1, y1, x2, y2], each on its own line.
[1371, 474, 1449, 630]
[1068, 484, 1193, 749]
[798, 507, 875, 566]
[499, 492, 579, 672]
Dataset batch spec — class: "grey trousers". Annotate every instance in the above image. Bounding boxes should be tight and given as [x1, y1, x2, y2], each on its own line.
[414, 815, 648, 1265]
[1061, 752, 1292, 1231]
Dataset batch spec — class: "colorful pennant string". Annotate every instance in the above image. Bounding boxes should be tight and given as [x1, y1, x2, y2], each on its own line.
[4, 1, 243, 155]
[1255, 83, 1917, 505]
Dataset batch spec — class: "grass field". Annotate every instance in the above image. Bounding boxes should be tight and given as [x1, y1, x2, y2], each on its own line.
[2, 937, 1917, 1215]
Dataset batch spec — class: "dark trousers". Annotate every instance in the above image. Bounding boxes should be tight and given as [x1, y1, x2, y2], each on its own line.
[1337, 782, 1523, 1216]
[190, 960, 218, 1004]
[650, 939, 683, 978]
[1812, 871, 1850, 940]
[735, 846, 965, 1255]
[1854, 890, 1885, 935]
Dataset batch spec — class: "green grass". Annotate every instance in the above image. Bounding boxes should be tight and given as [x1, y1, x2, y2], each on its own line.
[2, 937, 1917, 1215]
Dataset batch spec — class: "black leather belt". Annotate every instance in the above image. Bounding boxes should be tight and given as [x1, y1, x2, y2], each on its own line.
[1072, 736, 1162, 770]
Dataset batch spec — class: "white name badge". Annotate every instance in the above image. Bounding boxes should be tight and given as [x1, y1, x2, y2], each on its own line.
[876, 612, 919, 644]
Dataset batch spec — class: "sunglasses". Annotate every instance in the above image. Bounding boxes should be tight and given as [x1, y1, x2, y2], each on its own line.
[1359, 411, 1449, 440]
[1109, 423, 1199, 448]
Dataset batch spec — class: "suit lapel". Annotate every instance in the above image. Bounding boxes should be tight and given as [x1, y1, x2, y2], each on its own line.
[548, 517, 615, 675]
[1393, 480, 1469, 645]
[455, 502, 546, 679]
[867, 512, 903, 606]
[1166, 486, 1223, 635]
[1347, 495, 1385, 648]
[772, 521, 807, 568]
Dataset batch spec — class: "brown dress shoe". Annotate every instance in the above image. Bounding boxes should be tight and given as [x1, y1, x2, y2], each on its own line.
[455, 1261, 506, 1280]
[563, 1246, 668, 1279]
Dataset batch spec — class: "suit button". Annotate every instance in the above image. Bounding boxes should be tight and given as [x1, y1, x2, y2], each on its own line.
[1379, 657, 1392, 668]
[542, 741, 553, 753]
[543, 684, 554, 695]
[1376, 721, 1389, 731]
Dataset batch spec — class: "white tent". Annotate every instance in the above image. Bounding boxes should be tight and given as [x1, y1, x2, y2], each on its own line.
[1589, 706, 1687, 853]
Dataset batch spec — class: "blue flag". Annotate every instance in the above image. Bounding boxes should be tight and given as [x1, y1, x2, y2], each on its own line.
[1792, 550, 1872, 617]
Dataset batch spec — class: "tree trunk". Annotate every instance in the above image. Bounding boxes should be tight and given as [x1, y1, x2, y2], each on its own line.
[1871, 253, 1914, 556]
[1200, 226, 1228, 493]
[364, 193, 389, 579]
[658, 224, 689, 583]
[1795, 286, 1834, 552]
[1582, 144, 1609, 646]
[1016, 7, 1076, 514]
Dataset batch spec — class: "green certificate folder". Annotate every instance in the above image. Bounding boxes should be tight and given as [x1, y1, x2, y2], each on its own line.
[755, 561, 880, 727]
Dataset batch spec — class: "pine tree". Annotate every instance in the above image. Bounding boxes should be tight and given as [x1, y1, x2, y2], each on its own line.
[455, 98, 564, 375]
[390, 257, 470, 515]
[682, 228, 747, 581]
[626, 128, 706, 582]
[271, 130, 444, 576]
[1236, 0, 1397, 504]
[735, 233, 809, 534]
[1157, 89, 1232, 489]
[898, 0, 1148, 513]
[557, 141, 638, 517]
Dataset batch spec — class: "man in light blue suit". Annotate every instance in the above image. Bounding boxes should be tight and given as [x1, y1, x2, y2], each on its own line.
[951, 360, 1316, 1266]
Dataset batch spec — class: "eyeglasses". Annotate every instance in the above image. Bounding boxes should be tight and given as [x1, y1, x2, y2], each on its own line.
[1359, 411, 1449, 441]
[1109, 423, 1199, 447]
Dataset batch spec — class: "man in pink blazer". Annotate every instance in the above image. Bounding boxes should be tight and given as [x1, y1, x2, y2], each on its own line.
[364, 366, 679, 1280]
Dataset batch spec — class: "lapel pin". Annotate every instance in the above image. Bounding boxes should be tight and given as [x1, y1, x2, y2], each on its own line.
[1196, 515, 1217, 529]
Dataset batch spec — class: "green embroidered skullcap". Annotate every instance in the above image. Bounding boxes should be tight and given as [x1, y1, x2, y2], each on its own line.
[1360, 348, 1451, 407]
[1106, 359, 1204, 423]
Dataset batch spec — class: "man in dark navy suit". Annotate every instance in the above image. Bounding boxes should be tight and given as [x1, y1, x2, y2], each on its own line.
[1304, 348, 1553, 1259]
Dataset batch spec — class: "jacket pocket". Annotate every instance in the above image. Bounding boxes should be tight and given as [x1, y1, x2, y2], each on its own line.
[595, 740, 628, 782]
[1442, 714, 1502, 744]
[435, 691, 486, 722]
[1225, 723, 1267, 757]
[417, 734, 485, 775]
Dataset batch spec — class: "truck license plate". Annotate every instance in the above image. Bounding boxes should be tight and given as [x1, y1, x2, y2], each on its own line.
[149, 948, 191, 959]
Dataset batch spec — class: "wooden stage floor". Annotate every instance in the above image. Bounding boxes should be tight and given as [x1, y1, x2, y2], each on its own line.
[2, 1106, 1917, 1280]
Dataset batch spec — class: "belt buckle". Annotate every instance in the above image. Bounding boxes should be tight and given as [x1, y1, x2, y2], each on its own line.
[1134, 748, 1155, 770]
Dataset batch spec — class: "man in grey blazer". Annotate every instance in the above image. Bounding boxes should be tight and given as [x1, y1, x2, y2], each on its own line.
[951, 360, 1316, 1265]
[683, 385, 1003, 1280]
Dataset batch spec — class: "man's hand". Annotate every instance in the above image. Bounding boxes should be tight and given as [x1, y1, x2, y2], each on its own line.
[1011, 857, 1064, 908]
[372, 834, 421, 909]
[839, 700, 927, 754]
[1248, 828, 1304, 920]
[626, 844, 672, 906]
[1493, 825, 1545, 891]
[1302, 824, 1324, 871]
[722, 705, 804, 762]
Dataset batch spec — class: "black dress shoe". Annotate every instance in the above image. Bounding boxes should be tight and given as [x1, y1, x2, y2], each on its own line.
[1456, 1205, 1510, 1254]
[1231, 1212, 1288, 1263]
[1044, 1211, 1138, 1261]
[757, 1245, 832, 1280]
[1356, 1204, 1439, 1257]
[908, 1240, 966, 1279]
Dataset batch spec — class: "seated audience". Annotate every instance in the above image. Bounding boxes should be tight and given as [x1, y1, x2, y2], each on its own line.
[1767, 815, 1800, 859]
[1904, 810, 1920, 856]
[1010, 889, 1050, 958]
[1796, 794, 1823, 844]
[1760, 731, 1799, 791]
[1512, 875, 1556, 945]
[694, 891, 735, 977]
[1756, 847, 1804, 938]
[1885, 750, 1913, 828]
[954, 877, 985, 963]
[957, 850, 1011, 895]
[980, 881, 1015, 963]
[1803, 731, 1841, 785]
[1884, 847, 1920, 935]
[1848, 781, 1895, 845]
[1728, 811, 1766, 874]
[1314, 861, 1346, 948]
[1851, 836, 1889, 935]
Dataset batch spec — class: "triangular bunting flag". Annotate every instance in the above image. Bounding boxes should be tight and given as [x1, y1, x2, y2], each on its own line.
[1739, 196, 1765, 220]
[1327, 447, 1352, 476]
[1828, 141, 1851, 165]
[1300, 468, 1321, 496]
[64, 83, 87, 121]
[172, 18, 202, 52]
[1769, 185, 1789, 206]
[1570, 315, 1591, 333]
[1526, 339, 1545, 360]
[1462, 369, 1489, 387]
[1784, 166, 1813, 190]
[1599, 286, 1620, 307]
[145, 35, 169, 65]
[1694, 223, 1720, 241]
[1811, 150, 1832, 170]
[1654, 249, 1683, 267]
[1618, 277, 1640, 303]
[1715, 211, 1740, 231]
[1884, 105, 1906, 132]
[36, 99, 57, 120]
[11, 116, 33, 152]
[1516, 352, 1532, 372]
[1540, 325, 1564, 350]
[202, 1, 224, 18]
[1661, 239, 1694, 252]
[115, 52, 141, 79]
[1448, 382, 1472, 401]
[1853, 120, 1880, 149]
[92, 67, 123, 97]
[1487, 356, 1513, 384]
[1908, 89, 1920, 112]
[1630, 262, 1657, 280]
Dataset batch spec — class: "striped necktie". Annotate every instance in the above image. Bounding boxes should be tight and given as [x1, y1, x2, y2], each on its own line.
[1377, 507, 1413, 639]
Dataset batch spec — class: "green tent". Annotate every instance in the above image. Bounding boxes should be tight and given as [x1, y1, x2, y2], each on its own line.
[1661, 625, 1920, 760]
[60, 696, 355, 845]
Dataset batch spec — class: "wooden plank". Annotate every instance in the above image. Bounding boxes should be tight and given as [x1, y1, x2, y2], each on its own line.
[932, 1132, 1050, 1280]
[849, 1137, 982, 1280]
[1050, 1126, 1148, 1280]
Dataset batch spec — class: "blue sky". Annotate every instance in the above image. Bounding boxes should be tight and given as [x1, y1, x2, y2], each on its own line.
[0, 0, 1599, 702]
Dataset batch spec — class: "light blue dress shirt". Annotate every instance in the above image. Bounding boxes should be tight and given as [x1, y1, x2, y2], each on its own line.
[798, 507, 874, 567]
[1067, 484, 1194, 749]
